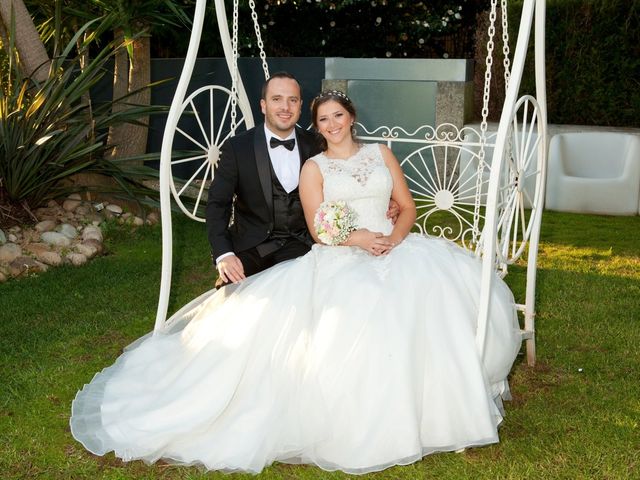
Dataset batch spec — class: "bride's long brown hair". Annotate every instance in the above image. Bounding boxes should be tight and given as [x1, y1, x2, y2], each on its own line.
[310, 90, 357, 151]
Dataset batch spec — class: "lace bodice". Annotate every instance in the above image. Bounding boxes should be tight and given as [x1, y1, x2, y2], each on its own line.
[311, 143, 394, 235]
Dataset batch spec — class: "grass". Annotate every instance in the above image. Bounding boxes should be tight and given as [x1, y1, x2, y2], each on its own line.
[1, 211, 638, 479]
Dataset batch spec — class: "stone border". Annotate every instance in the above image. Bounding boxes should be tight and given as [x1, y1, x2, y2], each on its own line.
[0, 194, 158, 282]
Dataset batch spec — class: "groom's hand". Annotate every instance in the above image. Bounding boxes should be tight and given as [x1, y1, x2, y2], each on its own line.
[217, 255, 246, 284]
[386, 199, 400, 224]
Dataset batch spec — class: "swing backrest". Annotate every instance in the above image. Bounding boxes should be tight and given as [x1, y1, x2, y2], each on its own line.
[356, 123, 496, 254]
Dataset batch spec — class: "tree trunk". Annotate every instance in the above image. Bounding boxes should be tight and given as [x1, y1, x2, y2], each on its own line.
[0, 0, 50, 82]
[0, 13, 7, 48]
[106, 26, 151, 164]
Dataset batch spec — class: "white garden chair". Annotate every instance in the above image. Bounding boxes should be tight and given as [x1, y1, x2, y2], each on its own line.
[546, 132, 640, 215]
[155, 0, 549, 367]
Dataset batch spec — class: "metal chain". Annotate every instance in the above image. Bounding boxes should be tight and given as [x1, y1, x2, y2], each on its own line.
[501, 0, 511, 91]
[230, 0, 240, 134]
[480, 0, 497, 135]
[500, 0, 514, 246]
[472, 0, 499, 247]
[249, 0, 270, 80]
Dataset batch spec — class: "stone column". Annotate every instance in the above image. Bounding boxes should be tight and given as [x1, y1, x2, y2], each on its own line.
[321, 79, 349, 94]
[436, 81, 474, 129]
[435, 80, 475, 181]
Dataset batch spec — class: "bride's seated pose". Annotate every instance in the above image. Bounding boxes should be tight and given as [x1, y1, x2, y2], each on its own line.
[70, 90, 521, 474]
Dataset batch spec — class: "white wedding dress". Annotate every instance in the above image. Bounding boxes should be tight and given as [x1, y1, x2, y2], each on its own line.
[71, 143, 521, 474]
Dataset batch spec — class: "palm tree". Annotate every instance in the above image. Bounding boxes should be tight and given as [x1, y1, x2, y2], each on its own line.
[91, 0, 190, 162]
[0, 0, 50, 82]
[22, 0, 189, 161]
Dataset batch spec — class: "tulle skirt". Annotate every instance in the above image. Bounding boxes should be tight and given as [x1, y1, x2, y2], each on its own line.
[71, 234, 521, 474]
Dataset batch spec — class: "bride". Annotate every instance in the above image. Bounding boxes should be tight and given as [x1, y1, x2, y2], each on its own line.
[70, 90, 522, 474]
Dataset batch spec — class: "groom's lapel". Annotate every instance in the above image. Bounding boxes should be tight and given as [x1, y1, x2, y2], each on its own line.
[254, 125, 273, 212]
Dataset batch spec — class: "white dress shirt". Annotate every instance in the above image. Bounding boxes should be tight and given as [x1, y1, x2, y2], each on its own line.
[265, 125, 300, 194]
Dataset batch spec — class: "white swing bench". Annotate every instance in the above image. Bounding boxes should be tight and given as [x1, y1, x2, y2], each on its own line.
[154, 0, 549, 367]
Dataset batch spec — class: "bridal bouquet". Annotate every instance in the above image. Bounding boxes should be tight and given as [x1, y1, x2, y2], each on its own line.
[314, 201, 358, 246]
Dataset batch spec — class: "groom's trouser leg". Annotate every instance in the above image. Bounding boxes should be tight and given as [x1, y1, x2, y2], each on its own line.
[226, 239, 310, 282]
[236, 247, 271, 278]
[215, 238, 311, 288]
[271, 238, 311, 265]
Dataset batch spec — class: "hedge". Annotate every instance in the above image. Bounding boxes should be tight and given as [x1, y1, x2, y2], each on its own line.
[152, 0, 639, 128]
[477, 0, 640, 127]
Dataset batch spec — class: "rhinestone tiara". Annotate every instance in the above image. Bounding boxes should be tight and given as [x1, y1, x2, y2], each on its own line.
[313, 90, 351, 103]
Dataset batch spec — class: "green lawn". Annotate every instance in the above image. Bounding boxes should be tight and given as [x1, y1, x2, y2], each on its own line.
[1, 212, 638, 479]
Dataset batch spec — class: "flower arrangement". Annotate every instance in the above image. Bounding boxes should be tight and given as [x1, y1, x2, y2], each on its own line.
[314, 201, 358, 246]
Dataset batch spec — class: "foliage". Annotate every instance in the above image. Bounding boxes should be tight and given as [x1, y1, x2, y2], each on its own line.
[0, 211, 638, 478]
[160, 0, 640, 129]
[540, 0, 639, 127]
[257, 0, 485, 58]
[0, 17, 161, 217]
[153, 0, 488, 59]
[25, 0, 191, 57]
[477, 0, 640, 127]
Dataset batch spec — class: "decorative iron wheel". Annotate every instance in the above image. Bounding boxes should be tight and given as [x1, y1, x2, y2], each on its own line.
[169, 85, 247, 222]
[400, 139, 492, 248]
[493, 95, 546, 265]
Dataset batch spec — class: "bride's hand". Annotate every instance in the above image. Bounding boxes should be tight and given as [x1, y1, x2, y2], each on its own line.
[348, 229, 394, 256]
[377, 235, 400, 255]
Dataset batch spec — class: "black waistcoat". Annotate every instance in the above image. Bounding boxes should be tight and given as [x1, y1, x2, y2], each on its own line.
[269, 162, 307, 238]
[254, 162, 310, 257]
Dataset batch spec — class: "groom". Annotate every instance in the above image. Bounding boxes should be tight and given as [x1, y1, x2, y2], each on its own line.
[206, 72, 321, 286]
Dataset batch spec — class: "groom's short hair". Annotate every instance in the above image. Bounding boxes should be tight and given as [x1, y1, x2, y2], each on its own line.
[261, 71, 300, 100]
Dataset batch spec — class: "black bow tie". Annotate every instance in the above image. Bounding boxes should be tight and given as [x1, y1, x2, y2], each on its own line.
[270, 137, 296, 151]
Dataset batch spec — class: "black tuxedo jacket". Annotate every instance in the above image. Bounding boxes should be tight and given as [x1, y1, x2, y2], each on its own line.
[206, 124, 321, 261]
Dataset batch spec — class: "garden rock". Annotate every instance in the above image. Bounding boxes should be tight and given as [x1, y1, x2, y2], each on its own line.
[88, 214, 103, 223]
[57, 223, 78, 239]
[146, 211, 159, 225]
[0, 243, 22, 263]
[9, 256, 44, 276]
[37, 250, 63, 267]
[63, 193, 82, 212]
[66, 252, 87, 266]
[35, 203, 62, 219]
[24, 244, 62, 266]
[35, 220, 57, 233]
[74, 243, 98, 259]
[82, 239, 103, 255]
[75, 204, 90, 216]
[23, 242, 50, 255]
[82, 225, 103, 242]
[105, 204, 123, 216]
[41, 231, 71, 247]
[22, 230, 41, 243]
[2, 199, 156, 281]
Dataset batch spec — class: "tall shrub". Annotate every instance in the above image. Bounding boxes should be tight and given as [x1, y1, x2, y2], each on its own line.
[475, 0, 640, 127]
[153, 0, 489, 60]
[0, 19, 160, 223]
[541, 0, 639, 126]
